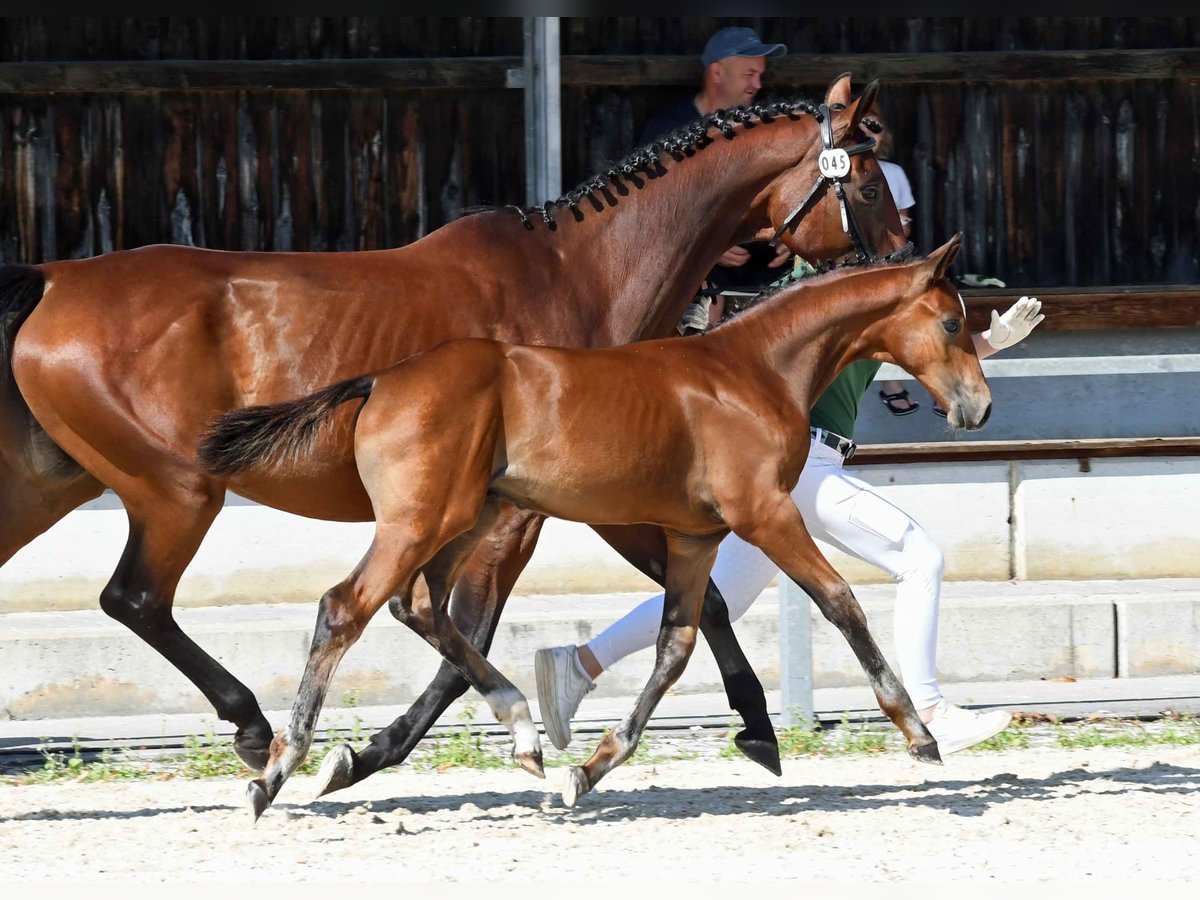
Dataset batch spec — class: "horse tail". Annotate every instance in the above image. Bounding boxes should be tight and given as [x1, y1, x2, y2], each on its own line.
[0, 264, 47, 373]
[198, 375, 376, 477]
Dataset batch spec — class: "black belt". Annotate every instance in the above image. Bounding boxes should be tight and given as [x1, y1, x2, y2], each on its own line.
[810, 427, 856, 460]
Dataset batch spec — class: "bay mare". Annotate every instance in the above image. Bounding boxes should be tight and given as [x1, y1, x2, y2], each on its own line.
[0, 76, 905, 778]
[199, 235, 989, 816]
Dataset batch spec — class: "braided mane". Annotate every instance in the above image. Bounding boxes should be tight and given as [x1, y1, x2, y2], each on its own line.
[463, 97, 827, 232]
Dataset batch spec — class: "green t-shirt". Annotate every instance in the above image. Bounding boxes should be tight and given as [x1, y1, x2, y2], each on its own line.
[809, 359, 881, 441]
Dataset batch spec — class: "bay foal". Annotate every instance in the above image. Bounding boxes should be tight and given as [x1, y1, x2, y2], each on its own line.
[201, 234, 987, 816]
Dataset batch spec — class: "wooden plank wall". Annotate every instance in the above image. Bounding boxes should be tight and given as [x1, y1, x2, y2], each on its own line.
[0, 17, 1197, 291]
[560, 18, 1200, 288]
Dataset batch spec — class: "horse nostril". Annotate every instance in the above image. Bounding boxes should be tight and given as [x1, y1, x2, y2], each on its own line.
[979, 402, 992, 427]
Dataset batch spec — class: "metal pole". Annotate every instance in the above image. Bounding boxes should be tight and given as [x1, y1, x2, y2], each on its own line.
[779, 576, 815, 728]
[523, 17, 561, 207]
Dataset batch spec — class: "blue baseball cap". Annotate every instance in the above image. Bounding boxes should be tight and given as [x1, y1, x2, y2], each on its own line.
[702, 26, 787, 67]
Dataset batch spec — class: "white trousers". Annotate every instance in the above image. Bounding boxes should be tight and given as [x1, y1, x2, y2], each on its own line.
[587, 441, 944, 709]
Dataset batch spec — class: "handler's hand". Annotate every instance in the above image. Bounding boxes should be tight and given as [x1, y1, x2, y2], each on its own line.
[717, 245, 752, 267]
[767, 243, 792, 267]
[984, 296, 1045, 350]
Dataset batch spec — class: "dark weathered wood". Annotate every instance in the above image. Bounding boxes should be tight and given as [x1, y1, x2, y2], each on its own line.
[0, 58, 523, 93]
[564, 49, 1200, 86]
[1, 48, 1197, 94]
[961, 285, 1200, 331]
[852, 436, 1200, 466]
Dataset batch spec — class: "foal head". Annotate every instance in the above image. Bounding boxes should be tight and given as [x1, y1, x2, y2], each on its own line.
[871, 234, 992, 430]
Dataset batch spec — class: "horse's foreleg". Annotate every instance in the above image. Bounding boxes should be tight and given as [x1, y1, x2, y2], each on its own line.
[100, 492, 274, 771]
[592, 523, 779, 774]
[734, 498, 940, 765]
[564, 532, 720, 806]
[317, 506, 546, 796]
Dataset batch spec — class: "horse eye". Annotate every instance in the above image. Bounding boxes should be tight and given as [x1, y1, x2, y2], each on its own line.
[943, 319, 962, 334]
[860, 186, 878, 201]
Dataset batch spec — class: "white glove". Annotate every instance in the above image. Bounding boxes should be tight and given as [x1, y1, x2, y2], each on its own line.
[983, 296, 1045, 350]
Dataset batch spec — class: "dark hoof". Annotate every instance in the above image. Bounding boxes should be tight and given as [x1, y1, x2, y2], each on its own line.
[514, 747, 546, 780]
[315, 743, 358, 798]
[234, 719, 273, 772]
[908, 737, 943, 766]
[246, 779, 272, 822]
[562, 766, 590, 808]
[734, 731, 783, 777]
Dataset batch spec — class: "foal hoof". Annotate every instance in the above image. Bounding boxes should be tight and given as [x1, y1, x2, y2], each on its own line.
[908, 736, 943, 766]
[562, 766, 590, 808]
[246, 779, 272, 823]
[234, 720, 274, 772]
[734, 730, 783, 777]
[315, 744, 358, 798]
[514, 747, 546, 780]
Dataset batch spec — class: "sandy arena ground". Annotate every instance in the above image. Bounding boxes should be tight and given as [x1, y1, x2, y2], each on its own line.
[1, 740, 1197, 884]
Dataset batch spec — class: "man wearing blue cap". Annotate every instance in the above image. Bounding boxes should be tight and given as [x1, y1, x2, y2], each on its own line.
[639, 26, 792, 334]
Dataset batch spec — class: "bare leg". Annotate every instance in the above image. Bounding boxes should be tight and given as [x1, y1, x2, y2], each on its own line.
[733, 496, 940, 764]
[564, 532, 721, 806]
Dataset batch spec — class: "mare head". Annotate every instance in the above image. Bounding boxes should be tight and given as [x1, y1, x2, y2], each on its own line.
[869, 234, 992, 430]
[756, 74, 909, 266]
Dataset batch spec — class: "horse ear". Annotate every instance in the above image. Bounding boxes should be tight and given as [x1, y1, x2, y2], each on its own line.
[825, 72, 852, 108]
[924, 233, 964, 283]
[843, 79, 880, 136]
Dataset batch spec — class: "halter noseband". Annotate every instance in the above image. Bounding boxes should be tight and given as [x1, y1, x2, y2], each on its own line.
[769, 102, 880, 262]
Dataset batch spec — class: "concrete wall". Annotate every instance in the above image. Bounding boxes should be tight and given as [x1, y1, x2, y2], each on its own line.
[1, 455, 1198, 613]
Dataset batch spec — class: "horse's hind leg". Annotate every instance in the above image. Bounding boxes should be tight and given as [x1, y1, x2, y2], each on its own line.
[564, 532, 720, 807]
[248, 525, 443, 819]
[317, 506, 545, 797]
[100, 487, 275, 769]
[0, 468, 103, 572]
[734, 497, 939, 765]
[392, 499, 544, 777]
[698, 581, 781, 775]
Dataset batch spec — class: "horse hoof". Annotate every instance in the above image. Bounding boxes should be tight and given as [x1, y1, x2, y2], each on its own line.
[246, 779, 272, 822]
[734, 731, 782, 777]
[234, 720, 274, 772]
[908, 737, 943, 766]
[315, 744, 358, 798]
[562, 766, 589, 808]
[514, 747, 545, 780]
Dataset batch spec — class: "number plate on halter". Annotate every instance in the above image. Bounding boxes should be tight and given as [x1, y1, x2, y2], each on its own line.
[819, 148, 851, 178]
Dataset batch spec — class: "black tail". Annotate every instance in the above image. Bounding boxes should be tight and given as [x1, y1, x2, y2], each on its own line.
[198, 375, 375, 477]
[0, 264, 47, 370]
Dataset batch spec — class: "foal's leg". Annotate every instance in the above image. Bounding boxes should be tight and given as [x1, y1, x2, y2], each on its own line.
[564, 532, 721, 807]
[248, 523, 451, 819]
[396, 502, 545, 777]
[316, 507, 545, 796]
[592, 524, 780, 775]
[733, 496, 940, 764]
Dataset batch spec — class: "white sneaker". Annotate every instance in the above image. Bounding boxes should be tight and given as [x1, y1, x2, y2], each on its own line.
[535, 645, 595, 751]
[924, 700, 1013, 755]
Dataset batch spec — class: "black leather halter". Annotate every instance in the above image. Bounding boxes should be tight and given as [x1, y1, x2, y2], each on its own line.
[769, 102, 883, 262]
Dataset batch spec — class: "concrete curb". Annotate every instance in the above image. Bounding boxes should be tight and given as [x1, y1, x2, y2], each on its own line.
[2, 579, 1198, 721]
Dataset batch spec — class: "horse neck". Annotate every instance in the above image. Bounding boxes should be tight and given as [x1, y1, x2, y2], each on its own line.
[715, 267, 907, 411]
[549, 114, 820, 346]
